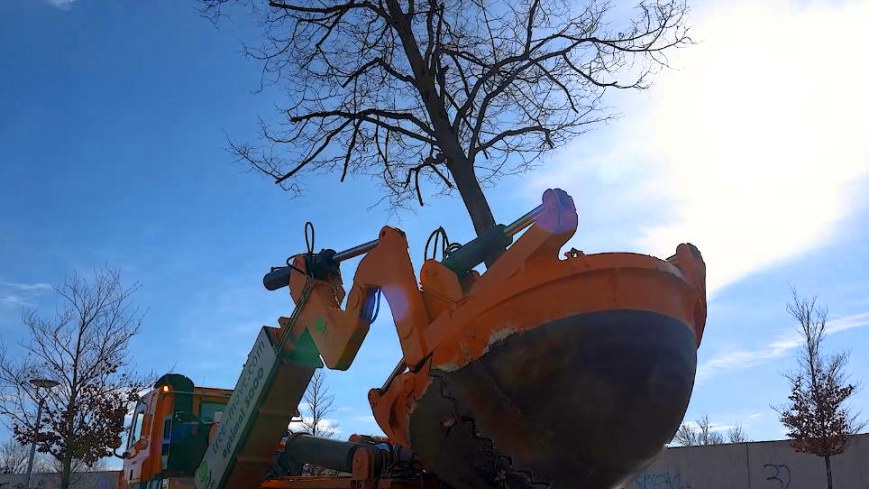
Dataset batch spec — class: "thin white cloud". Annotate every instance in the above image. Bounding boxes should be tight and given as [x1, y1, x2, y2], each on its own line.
[696, 311, 869, 384]
[828, 312, 869, 334]
[749, 413, 763, 418]
[0, 281, 52, 309]
[533, 0, 869, 296]
[353, 415, 376, 422]
[46, 0, 77, 9]
[0, 281, 51, 291]
[289, 416, 341, 435]
[679, 420, 734, 433]
[0, 295, 33, 307]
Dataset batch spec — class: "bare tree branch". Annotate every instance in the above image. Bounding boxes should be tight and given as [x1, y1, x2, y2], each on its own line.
[200, 0, 691, 251]
[728, 423, 750, 443]
[0, 267, 151, 489]
[671, 414, 726, 446]
[299, 369, 337, 439]
[0, 439, 31, 474]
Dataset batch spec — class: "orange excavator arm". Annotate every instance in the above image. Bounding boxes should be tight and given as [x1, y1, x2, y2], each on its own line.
[203, 188, 707, 489]
[260, 190, 566, 377]
[283, 226, 432, 371]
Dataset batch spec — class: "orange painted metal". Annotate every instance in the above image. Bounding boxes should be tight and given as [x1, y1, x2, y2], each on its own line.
[272, 188, 706, 454]
[120, 385, 232, 489]
[287, 227, 432, 370]
[127, 187, 705, 489]
[366, 189, 706, 447]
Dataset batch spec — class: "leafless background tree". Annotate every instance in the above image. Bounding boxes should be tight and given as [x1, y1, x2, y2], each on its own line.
[672, 415, 724, 446]
[299, 370, 338, 438]
[294, 370, 339, 476]
[0, 438, 58, 474]
[0, 437, 106, 482]
[201, 0, 690, 262]
[774, 288, 865, 489]
[0, 439, 30, 474]
[727, 423, 750, 443]
[0, 267, 150, 489]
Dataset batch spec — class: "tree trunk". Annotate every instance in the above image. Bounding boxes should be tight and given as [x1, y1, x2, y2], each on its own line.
[60, 449, 73, 489]
[449, 159, 505, 266]
[448, 159, 497, 231]
[382, 0, 504, 266]
[825, 454, 833, 489]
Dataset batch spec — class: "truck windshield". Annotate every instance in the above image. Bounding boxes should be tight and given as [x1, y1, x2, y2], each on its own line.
[130, 401, 147, 447]
[200, 401, 226, 423]
[161, 398, 228, 474]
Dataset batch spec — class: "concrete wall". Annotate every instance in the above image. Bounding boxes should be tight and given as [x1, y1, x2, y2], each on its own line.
[618, 434, 869, 489]
[1, 438, 863, 489]
[0, 471, 119, 489]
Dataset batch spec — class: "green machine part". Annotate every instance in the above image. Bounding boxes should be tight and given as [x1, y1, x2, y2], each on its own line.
[195, 326, 322, 489]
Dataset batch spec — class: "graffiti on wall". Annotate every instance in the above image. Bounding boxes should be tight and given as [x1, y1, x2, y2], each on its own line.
[763, 463, 791, 489]
[620, 471, 692, 489]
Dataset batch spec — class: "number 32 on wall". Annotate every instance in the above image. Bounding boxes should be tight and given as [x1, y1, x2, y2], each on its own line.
[764, 464, 791, 489]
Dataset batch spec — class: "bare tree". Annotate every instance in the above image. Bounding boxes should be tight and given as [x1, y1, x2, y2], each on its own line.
[774, 288, 866, 489]
[201, 0, 690, 264]
[0, 439, 29, 474]
[672, 423, 697, 447]
[0, 267, 150, 489]
[0, 439, 54, 475]
[672, 415, 724, 446]
[727, 423, 750, 443]
[300, 369, 338, 438]
[296, 370, 339, 476]
[695, 415, 725, 445]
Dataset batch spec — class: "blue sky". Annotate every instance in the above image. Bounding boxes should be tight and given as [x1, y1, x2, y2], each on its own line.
[1, 0, 868, 463]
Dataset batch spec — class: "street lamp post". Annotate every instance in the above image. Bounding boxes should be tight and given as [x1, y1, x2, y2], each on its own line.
[25, 378, 59, 489]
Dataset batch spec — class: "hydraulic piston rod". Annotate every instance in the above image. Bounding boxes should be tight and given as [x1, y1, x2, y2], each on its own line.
[333, 239, 379, 262]
[263, 239, 379, 291]
[440, 197, 552, 275]
[264, 196, 552, 291]
[503, 203, 544, 238]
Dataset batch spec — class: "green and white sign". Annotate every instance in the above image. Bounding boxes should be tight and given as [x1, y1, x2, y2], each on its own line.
[195, 327, 277, 489]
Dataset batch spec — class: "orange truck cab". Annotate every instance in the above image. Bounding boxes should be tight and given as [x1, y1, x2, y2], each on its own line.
[121, 374, 232, 489]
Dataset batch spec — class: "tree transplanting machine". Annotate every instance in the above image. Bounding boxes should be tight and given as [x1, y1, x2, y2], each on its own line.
[120, 188, 707, 489]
